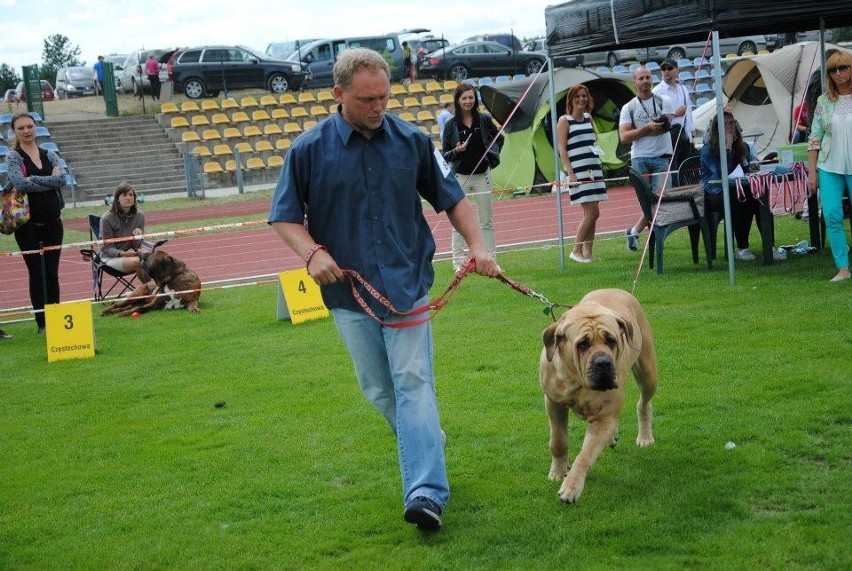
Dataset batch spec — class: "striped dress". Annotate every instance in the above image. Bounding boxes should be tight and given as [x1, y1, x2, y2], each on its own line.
[565, 113, 608, 204]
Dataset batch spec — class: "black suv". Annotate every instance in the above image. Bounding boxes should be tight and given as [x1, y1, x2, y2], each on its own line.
[169, 45, 308, 98]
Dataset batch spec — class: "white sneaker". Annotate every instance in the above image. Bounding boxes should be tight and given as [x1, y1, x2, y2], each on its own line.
[736, 248, 756, 261]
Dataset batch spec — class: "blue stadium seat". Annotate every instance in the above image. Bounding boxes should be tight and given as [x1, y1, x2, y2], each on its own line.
[646, 61, 660, 71]
[495, 75, 511, 83]
[29, 112, 43, 123]
[39, 141, 60, 153]
[511, 74, 526, 81]
[35, 126, 50, 138]
[695, 96, 711, 106]
[596, 66, 611, 73]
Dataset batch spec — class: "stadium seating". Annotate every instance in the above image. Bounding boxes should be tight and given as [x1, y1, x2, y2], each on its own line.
[181, 101, 200, 113]
[160, 102, 179, 114]
[240, 96, 259, 109]
[210, 113, 229, 125]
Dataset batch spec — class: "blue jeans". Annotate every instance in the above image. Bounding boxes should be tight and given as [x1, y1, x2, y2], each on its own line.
[631, 155, 673, 195]
[818, 169, 852, 270]
[331, 297, 449, 509]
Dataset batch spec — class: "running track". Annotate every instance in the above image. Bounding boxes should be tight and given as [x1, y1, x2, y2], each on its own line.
[0, 186, 645, 315]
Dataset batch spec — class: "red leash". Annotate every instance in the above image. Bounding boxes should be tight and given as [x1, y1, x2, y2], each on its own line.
[342, 260, 570, 328]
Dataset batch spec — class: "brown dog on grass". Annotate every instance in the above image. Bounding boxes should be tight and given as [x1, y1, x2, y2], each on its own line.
[539, 288, 657, 504]
[101, 250, 201, 316]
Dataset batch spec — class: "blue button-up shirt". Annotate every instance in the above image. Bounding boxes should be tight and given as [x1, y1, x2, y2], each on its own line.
[700, 142, 759, 194]
[268, 111, 465, 314]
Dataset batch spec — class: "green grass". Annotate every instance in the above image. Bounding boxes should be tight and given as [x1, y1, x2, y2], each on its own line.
[1, 216, 851, 569]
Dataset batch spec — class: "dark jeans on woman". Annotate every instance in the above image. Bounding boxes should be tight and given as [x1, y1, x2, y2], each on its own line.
[148, 74, 160, 100]
[14, 219, 63, 329]
[704, 191, 761, 249]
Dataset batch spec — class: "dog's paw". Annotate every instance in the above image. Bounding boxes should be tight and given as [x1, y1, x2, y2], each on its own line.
[609, 430, 619, 448]
[558, 475, 584, 504]
[636, 434, 655, 447]
[548, 459, 569, 481]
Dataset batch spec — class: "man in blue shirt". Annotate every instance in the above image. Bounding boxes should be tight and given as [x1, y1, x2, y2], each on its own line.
[93, 56, 105, 95]
[268, 48, 498, 531]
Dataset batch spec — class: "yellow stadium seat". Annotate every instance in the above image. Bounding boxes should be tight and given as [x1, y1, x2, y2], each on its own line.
[181, 101, 200, 113]
[390, 84, 407, 96]
[213, 144, 232, 156]
[421, 95, 439, 107]
[438, 93, 453, 105]
[407, 82, 425, 94]
[283, 122, 302, 134]
[290, 106, 309, 119]
[327, 103, 338, 115]
[251, 109, 271, 122]
[387, 99, 403, 110]
[220, 98, 239, 110]
[160, 102, 179, 114]
[203, 161, 224, 174]
[316, 90, 334, 102]
[424, 81, 442, 93]
[234, 141, 252, 154]
[418, 125, 429, 135]
[271, 108, 290, 120]
[211, 113, 229, 125]
[303, 120, 318, 130]
[201, 129, 221, 141]
[181, 131, 201, 143]
[263, 124, 283, 136]
[200, 99, 219, 112]
[443, 80, 458, 91]
[240, 96, 259, 109]
[224, 159, 241, 172]
[267, 155, 284, 168]
[191, 115, 210, 127]
[402, 97, 420, 108]
[243, 125, 262, 138]
[416, 110, 435, 122]
[430, 124, 440, 136]
[279, 93, 297, 106]
[275, 138, 292, 151]
[399, 112, 416, 122]
[230, 111, 250, 123]
[170, 116, 190, 129]
[246, 157, 265, 170]
[259, 94, 278, 107]
[310, 105, 328, 117]
[254, 140, 274, 153]
[222, 127, 241, 139]
[298, 92, 316, 104]
[191, 145, 211, 157]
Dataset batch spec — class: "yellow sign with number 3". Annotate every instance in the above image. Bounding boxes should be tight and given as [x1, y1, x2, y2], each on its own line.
[44, 301, 96, 363]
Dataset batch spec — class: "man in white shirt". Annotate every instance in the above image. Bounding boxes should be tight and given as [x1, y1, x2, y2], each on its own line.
[619, 65, 675, 251]
[653, 58, 696, 180]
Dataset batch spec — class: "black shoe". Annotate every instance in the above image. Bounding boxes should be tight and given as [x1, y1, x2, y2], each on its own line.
[404, 496, 443, 530]
[37, 326, 45, 334]
[0, 329, 12, 340]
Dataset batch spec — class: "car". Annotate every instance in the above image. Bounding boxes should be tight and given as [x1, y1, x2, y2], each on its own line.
[15, 80, 55, 102]
[523, 38, 583, 68]
[286, 36, 403, 87]
[580, 48, 637, 68]
[637, 35, 767, 62]
[3, 89, 17, 103]
[115, 49, 177, 96]
[417, 40, 546, 81]
[265, 39, 321, 61]
[55, 66, 97, 99]
[463, 33, 523, 52]
[412, 37, 450, 60]
[169, 45, 307, 98]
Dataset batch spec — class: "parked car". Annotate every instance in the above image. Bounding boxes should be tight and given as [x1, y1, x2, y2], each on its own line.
[265, 39, 321, 61]
[115, 48, 177, 96]
[55, 66, 97, 99]
[463, 33, 523, 52]
[170, 45, 307, 98]
[580, 48, 636, 68]
[4, 89, 17, 103]
[637, 34, 767, 62]
[522, 38, 583, 68]
[417, 40, 546, 81]
[15, 80, 55, 102]
[412, 37, 450, 60]
[286, 36, 404, 87]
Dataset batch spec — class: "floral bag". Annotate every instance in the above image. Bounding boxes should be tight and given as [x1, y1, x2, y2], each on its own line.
[1, 182, 30, 235]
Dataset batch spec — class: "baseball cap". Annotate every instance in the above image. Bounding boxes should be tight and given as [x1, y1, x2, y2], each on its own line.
[661, 58, 679, 69]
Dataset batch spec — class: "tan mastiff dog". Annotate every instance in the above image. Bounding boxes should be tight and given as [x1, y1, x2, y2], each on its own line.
[539, 288, 657, 503]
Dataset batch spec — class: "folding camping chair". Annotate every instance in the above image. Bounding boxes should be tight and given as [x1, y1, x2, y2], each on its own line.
[79, 214, 166, 301]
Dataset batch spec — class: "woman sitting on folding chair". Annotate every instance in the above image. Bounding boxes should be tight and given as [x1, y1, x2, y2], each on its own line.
[99, 181, 146, 273]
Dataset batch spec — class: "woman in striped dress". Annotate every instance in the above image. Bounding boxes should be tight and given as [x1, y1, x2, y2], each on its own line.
[557, 84, 608, 263]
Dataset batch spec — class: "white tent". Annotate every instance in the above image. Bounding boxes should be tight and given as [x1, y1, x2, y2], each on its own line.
[693, 41, 852, 157]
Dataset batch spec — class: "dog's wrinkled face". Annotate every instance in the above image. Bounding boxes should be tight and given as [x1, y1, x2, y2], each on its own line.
[543, 306, 633, 391]
[140, 250, 184, 285]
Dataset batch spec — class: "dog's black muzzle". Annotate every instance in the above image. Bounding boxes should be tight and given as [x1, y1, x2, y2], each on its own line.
[588, 353, 618, 391]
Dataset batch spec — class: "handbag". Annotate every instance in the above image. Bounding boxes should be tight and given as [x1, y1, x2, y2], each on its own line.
[1, 183, 30, 235]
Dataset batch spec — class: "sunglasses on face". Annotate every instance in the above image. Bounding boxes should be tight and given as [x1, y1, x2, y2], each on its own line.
[828, 64, 850, 74]
[660, 65, 674, 71]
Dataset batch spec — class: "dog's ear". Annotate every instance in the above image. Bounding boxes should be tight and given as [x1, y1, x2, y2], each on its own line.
[617, 317, 635, 349]
[542, 322, 561, 362]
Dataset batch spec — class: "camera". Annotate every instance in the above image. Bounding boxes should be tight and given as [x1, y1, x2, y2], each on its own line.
[652, 116, 671, 132]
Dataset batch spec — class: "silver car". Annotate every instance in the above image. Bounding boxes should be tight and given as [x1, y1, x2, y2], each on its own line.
[637, 35, 766, 62]
[581, 49, 636, 68]
[115, 49, 175, 96]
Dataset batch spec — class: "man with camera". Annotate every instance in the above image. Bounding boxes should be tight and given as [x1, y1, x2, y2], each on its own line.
[653, 58, 696, 180]
[619, 65, 675, 251]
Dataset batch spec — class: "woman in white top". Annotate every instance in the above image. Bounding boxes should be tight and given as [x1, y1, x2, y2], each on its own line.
[808, 51, 852, 282]
[557, 84, 608, 263]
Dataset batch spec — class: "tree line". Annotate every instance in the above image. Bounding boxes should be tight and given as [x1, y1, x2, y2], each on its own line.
[1, 34, 84, 95]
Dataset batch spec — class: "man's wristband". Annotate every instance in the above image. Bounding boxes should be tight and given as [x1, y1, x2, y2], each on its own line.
[304, 244, 327, 266]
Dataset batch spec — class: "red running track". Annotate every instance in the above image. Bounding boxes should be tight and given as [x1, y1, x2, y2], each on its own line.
[0, 187, 644, 314]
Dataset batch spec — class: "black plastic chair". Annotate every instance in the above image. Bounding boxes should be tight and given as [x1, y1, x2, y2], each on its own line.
[629, 168, 713, 274]
[79, 214, 137, 301]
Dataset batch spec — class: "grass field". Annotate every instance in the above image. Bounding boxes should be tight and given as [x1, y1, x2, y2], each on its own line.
[1, 215, 850, 569]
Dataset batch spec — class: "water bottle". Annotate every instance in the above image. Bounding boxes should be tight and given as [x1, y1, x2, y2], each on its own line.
[792, 240, 809, 255]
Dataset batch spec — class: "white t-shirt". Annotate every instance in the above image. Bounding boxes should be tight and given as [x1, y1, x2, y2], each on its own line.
[653, 81, 694, 134]
[619, 95, 674, 159]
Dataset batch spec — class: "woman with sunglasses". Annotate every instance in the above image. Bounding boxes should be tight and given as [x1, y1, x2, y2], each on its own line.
[808, 51, 852, 282]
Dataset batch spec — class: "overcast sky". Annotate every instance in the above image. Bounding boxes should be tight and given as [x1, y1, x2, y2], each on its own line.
[2, 0, 557, 72]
